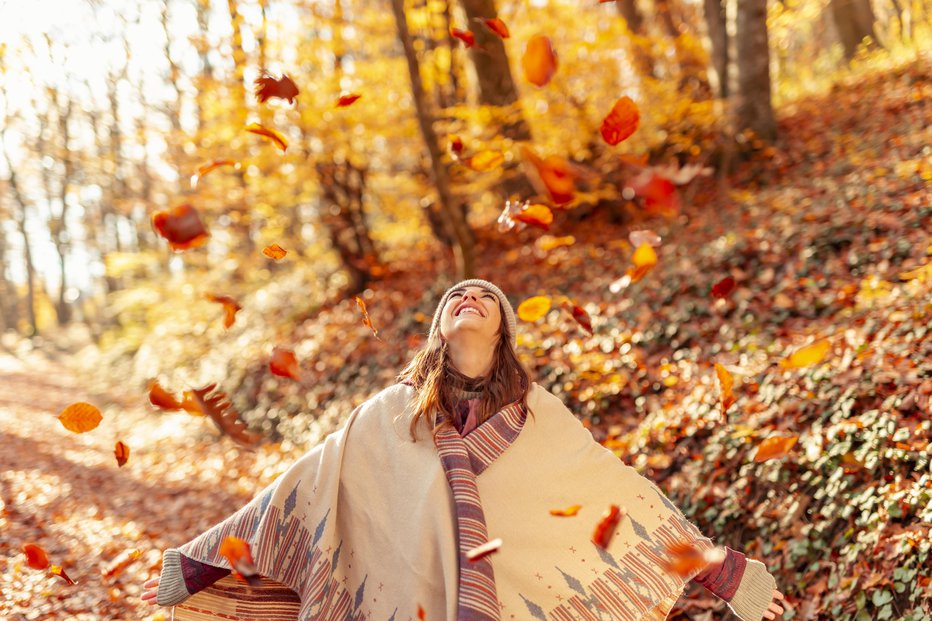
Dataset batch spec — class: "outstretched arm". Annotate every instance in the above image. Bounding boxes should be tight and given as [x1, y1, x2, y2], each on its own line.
[694, 550, 787, 621]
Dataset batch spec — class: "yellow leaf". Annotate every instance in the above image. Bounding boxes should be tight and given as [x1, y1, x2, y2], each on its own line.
[632, 242, 657, 269]
[58, 402, 103, 433]
[780, 339, 830, 369]
[517, 296, 551, 322]
[466, 150, 504, 172]
[754, 435, 799, 462]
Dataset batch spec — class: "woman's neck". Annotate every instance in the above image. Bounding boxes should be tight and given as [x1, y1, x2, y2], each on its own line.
[446, 340, 494, 379]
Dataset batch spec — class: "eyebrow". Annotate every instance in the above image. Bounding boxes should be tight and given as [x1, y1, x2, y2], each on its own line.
[449, 287, 493, 296]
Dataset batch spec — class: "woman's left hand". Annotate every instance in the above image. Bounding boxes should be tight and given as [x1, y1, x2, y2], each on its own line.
[141, 577, 160, 605]
[762, 589, 786, 620]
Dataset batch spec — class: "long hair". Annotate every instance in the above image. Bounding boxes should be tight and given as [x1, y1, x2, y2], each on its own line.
[397, 316, 530, 441]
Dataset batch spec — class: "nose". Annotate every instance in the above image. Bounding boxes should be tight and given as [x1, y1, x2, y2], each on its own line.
[463, 291, 479, 301]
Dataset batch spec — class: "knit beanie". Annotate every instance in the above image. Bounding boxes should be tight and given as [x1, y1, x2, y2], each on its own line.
[428, 279, 518, 348]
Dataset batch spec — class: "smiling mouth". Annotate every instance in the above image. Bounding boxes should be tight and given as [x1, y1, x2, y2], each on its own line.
[455, 306, 483, 317]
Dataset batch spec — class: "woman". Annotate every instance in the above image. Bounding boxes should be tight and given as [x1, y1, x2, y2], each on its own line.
[143, 279, 787, 621]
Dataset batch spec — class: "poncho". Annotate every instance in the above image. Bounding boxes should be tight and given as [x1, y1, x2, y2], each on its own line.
[157, 383, 776, 620]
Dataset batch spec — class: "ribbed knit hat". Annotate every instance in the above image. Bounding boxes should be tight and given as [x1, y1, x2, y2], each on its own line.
[428, 279, 517, 348]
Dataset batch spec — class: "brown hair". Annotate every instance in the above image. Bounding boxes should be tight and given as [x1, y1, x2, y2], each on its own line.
[398, 315, 530, 441]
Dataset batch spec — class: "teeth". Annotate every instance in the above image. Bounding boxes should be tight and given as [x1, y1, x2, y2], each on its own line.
[458, 307, 480, 316]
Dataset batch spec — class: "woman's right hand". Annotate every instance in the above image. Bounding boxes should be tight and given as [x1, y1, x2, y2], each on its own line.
[141, 577, 160, 605]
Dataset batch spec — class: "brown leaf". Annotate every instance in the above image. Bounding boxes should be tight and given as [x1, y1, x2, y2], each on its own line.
[186, 384, 261, 447]
[254, 73, 299, 104]
[562, 301, 593, 335]
[262, 244, 288, 260]
[600, 96, 640, 146]
[22, 543, 50, 570]
[219, 536, 261, 586]
[711, 277, 736, 299]
[114, 441, 130, 467]
[151, 204, 210, 252]
[355, 297, 382, 340]
[206, 294, 242, 329]
[58, 402, 103, 434]
[522, 35, 558, 87]
[270, 346, 302, 382]
[245, 122, 288, 152]
[714, 363, 736, 413]
[754, 435, 799, 462]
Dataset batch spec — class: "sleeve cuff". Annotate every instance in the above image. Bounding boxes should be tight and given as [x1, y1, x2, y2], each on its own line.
[156, 549, 192, 606]
[726, 559, 777, 621]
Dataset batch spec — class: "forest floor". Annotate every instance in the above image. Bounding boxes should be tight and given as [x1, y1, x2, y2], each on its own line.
[1, 54, 930, 620]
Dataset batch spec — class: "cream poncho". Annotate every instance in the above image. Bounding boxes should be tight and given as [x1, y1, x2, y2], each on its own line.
[158, 383, 776, 621]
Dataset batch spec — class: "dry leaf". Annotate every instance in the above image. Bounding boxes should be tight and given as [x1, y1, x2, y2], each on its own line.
[185, 384, 261, 447]
[152, 204, 209, 252]
[219, 536, 261, 586]
[254, 73, 299, 104]
[450, 27, 475, 47]
[549, 504, 582, 517]
[512, 203, 554, 230]
[625, 170, 679, 216]
[536, 235, 576, 251]
[148, 381, 184, 410]
[522, 35, 558, 87]
[592, 504, 626, 548]
[562, 301, 593, 335]
[336, 93, 362, 107]
[780, 339, 831, 369]
[517, 296, 552, 322]
[22, 543, 50, 570]
[466, 538, 502, 562]
[262, 244, 288, 260]
[114, 441, 130, 467]
[206, 294, 242, 329]
[483, 17, 510, 38]
[521, 146, 577, 205]
[50, 565, 77, 585]
[270, 347, 302, 382]
[660, 542, 726, 578]
[466, 150, 505, 172]
[448, 134, 464, 157]
[625, 242, 658, 283]
[355, 297, 382, 340]
[714, 363, 736, 413]
[754, 435, 799, 462]
[711, 277, 737, 299]
[58, 402, 103, 434]
[245, 122, 288, 152]
[102, 548, 141, 578]
[600, 96, 640, 146]
[190, 159, 239, 188]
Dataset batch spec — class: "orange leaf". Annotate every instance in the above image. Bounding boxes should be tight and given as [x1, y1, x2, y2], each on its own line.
[190, 159, 239, 188]
[521, 146, 576, 205]
[180, 390, 205, 415]
[549, 504, 582, 517]
[626, 170, 679, 216]
[22, 543, 50, 570]
[151, 204, 210, 252]
[517, 296, 551, 322]
[600, 96, 640, 146]
[262, 244, 288, 260]
[483, 17, 510, 38]
[628, 229, 661, 248]
[418, 605, 427, 620]
[219, 536, 260, 586]
[206, 294, 242, 329]
[465, 538, 502, 562]
[592, 504, 626, 548]
[270, 346, 302, 382]
[754, 435, 799, 462]
[780, 339, 831, 369]
[336, 93, 362, 107]
[714, 363, 736, 413]
[711, 276, 736, 299]
[466, 150, 504, 172]
[450, 27, 475, 47]
[245, 122, 288, 152]
[660, 541, 726, 578]
[114, 441, 130, 467]
[254, 73, 299, 104]
[148, 380, 184, 410]
[522, 35, 558, 87]
[562, 301, 593, 335]
[536, 235, 576, 251]
[512, 203, 553, 230]
[50, 565, 77, 585]
[625, 242, 658, 283]
[102, 548, 141, 578]
[58, 402, 102, 434]
[355, 297, 382, 340]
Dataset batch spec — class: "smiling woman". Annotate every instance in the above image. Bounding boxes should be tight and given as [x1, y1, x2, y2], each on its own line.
[143, 279, 786, 621]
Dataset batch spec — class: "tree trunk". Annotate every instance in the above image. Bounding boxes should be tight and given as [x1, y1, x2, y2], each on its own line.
[226, 0, 256, 257]
[0, 223, 19, 332]
[615, 0, 656, 77]
[2, 142, 39, 336]
[735, 0, 776, 142]
[655, 0, 713, 98]
[390, 0, 475, 279]
[829, 0, 881, 60]
[703, 0, 729, 98]
[44, 89, 74, 326]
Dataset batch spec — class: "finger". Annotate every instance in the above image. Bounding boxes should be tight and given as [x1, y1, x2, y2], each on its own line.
[770, 602, 785, 614]
[141, 590, 156, 601]
[774, 589, 785, 600]
[763, 612, 774, 620]
[143, 577, 160, 588]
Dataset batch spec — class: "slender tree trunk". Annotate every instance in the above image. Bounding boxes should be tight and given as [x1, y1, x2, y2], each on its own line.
[829, 0, 881, 60]
[46, 90, 74, 325]
[390, 0, 475, 279]
[0, 222, 18, 332]
[655, 0, 713, 98]
[226, 0, 255, 257]
[2, 143, 39, 336]
[161, 0, 188, 196]
[615, 0, 656, 77]
[703, 0, 729, 98]
[735, 0, 776, 142]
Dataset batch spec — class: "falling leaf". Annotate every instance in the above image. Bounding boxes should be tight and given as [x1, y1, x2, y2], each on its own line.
[50, 565, 77, 585]
[521, 146, 576, 205]
[600, 96, 640, 146]
[536, 235, 576, 251]
[450, 27, 475, 47]
[206, 294, 242, 329]
[245, 122, 288, 152]
[114, 441, 130, 467]
[592, 504, 626, 548]
[102, 548, 141, 578]
[148, 381, 184, 410]
[625, 170, 679, 215]
[448, 134, 464, 157]
[517, 296, 552, 322]
[152, 204, 209, 252]
[417, 605, 427, 620]
[483, 17, 510, 38]
[355, 297, 382, 340]
[465, 538, 502, 562]
[714, 363, 736, 413]
[628, 230, 661, 248]
[466, 150, 505, 172]
[754, 435, 799, 462]
[624, 242, 658, 283]
[262, 244, 288, 260]
[549, 504, 582, 517]
[512, 203, 554, 230]
[184, 385, 261, 446]
[711, 276, 737, 299]
[58, 402, 102, 434]
[660, 542, 726, 578]
[179, 391, 205, 415]
[562, 301, 593, 335]
[336, 93, 362, 107]
[219, 536, 261, 586]
[522, 35, 558, 87]
[780, 339, 831, 369]
[270, 346, 302, 382]
[190, 159, 239, 188]
[22, 543, 50, 570]
[254, 73, 299, 104]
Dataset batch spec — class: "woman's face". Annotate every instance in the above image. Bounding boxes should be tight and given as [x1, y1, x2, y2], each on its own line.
[438, 286, 503, 347]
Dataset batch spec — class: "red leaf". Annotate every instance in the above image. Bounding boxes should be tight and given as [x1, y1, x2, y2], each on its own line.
[114, 441, 130, 467]
[450, 27, 475, 47]
[711, 277, 736, 299]
[254, 73, 299, 104]
[521, 146, 576, 205]
[483, 17, 510, 38]
[592, 504, 626, 548]
[522, 35, 558, 87]
[626, 170, 679, 215]
[152, 204, 210, 251]
[448, 134, 464, 157]
[270, 346, 302, 382]
[206, 294, 242, 329]
[465, 538, 502, 562]
[22, 543, 50, 570]
[562, 301, 593, 335]
[219, 536, 261, 586]
[336, 93, 362, 107]
[245, 123, 288, 152]
[417, 605, 426, 620]
[148, 380, 184, 410]
[600, 96, 640, 146]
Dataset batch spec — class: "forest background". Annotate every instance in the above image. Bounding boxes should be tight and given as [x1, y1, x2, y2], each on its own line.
[0, 0, 930, 619]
